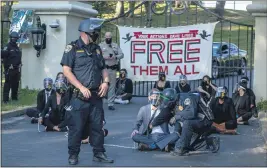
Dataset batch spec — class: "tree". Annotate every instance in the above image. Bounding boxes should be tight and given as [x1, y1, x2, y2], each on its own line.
[214, 1, 226, 18]
[1, 1, 13, 28]
[126, 1, 135, 18]
[114, 1, 124, 17]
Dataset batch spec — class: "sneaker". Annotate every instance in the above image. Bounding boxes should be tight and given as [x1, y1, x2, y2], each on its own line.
[68, 154, 78, 165]
[121, 100, 129, 104]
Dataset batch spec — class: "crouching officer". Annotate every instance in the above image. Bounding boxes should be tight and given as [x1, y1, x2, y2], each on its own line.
[1, 31, 22, 103]
[60, 18, 114, 165]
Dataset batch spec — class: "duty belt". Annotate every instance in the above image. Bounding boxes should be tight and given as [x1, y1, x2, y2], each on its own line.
[106, 64, 118, 70]
[72, 87, 99, 101]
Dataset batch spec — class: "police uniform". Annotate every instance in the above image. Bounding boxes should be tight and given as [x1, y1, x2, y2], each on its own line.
[99, 41, 124, 109]
[60, 18, 113, 165]
[1, 32, 22, 102]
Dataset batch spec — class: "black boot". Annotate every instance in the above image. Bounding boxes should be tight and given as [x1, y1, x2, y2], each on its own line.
[206, 136, 220, 153]
[93, 152, 114, 163]
[68, 154, 78, 165]
[171, 147, 189, 156]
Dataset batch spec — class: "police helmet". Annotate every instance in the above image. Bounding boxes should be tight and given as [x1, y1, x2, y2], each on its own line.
[215, 86, 227, 99]
[9, 31, 19, 38]
[161, 88, 177, 109]
[54, 79, 68, 95]
[43, 78, 53, 91]
[78, 18, 105, 33]
[148, 88, 162, 107]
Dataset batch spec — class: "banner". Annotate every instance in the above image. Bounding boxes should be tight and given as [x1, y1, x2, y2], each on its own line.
[10, 10, 34, 44]
[118, 22, 218, 81]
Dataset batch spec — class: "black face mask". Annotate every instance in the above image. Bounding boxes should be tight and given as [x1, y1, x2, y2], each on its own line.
[88, 33, 99, 43]
[10, 38, 18, 44]
[105, 38, 112, 44]
[56, 88, 65, 95]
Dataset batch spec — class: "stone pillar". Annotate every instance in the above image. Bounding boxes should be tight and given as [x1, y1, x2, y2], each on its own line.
[12, 1, 98, 89]
[247, 1, 267, 102]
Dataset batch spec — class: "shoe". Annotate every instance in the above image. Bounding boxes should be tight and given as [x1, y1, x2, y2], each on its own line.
[103, 129, 108, 137]
[93, 152, 114, 163]
[68, 154, 78, 165]
[108, 106, 115, 110]
[164, 144, 174, 152]
[138, 143, 151, 151]
[206, 136, 220, 153]
[60, 126, 68, 132]
[171, 147, 189, 156]
[31, 117, 38, 124]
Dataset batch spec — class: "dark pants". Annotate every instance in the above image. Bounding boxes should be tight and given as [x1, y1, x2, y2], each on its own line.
[238, 112, 252, 121]
[43, 113, 61, 131]
[132, 132, 179, 150]
[175, 119, 212, 149]
[68, 96, 105, 156]
[3, 69, 20, 102]
[26, 107, 39, 118]
[121, 93, 132, 101]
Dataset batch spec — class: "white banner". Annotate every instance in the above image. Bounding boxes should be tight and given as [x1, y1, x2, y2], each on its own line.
[118, 22, 218, 81]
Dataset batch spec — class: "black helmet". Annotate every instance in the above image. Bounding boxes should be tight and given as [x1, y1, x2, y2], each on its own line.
[9, 32, 19, 38]
[78, 18, 104, 33]
[161, 88, 177, 109]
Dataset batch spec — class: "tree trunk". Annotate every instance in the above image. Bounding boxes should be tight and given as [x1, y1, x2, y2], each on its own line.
[127, 1, 135, 18]
[2, 2, 13, 29]
[215, 1, 226, 18]
[114, 1, 124, 17]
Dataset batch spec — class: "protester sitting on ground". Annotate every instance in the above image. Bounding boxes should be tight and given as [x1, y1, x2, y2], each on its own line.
[38, 80, 69, 132]
[175, 75, 191, 94]
[131, 88, 179, 152]
[114, 68, 133, 104]
[210, 86, 238, 134]
[26, 78, 55, 124]
[238, 76, 258, 118]
[55, 72, 69, 87]
[197, 75, 217, 103]
[232, 82, 252, 125]
[153, 71, 171, 92]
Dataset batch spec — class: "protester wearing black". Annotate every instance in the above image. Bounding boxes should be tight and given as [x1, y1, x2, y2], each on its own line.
[197, 75, 217, 103]
[153, 72, 171, 92]
[38, 80, 68, 132]
[232, 82, 252, 125]
[60, 18, 113, 165]
[210, 87, 237, 134]
[175, 75, 191, 94]
[26, 78, 55, 123]
[114, 68, 133, 104]
[1, 32, 22, 103]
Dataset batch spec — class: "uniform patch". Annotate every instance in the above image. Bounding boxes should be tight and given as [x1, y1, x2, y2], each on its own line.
[96, 49, 101, 55]
[64, 45, 72, 53]
[184, 98, 191, 106]
[76, 50, 84, 53]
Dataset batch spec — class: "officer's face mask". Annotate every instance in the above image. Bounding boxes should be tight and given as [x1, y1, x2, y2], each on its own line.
[87, 32, 99, 43]
[10, 38, 18, 44]
[105, 38, 112, 44]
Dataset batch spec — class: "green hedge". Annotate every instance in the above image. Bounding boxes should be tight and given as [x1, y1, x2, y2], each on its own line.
[257, 99, 267, 112]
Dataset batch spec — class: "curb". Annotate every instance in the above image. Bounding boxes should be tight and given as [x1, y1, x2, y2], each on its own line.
[258, 111, 267, 148]
[1, 105, 36, 119]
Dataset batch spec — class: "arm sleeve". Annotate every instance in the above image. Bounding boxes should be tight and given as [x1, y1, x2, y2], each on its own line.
[175, 85, 180, 94]
[36, 91, 43, 113]
[115, 44, 124, 59]
[41, 97, 52, 118]
[165, 81, 171, 88]
[60, 45, 76, 68]
[225, 98, 237, 129]
[97, 46, 106, 70]
[134, 106, 144, 131]
[126, 79, 133, 94]
[245, 96, 251, 112]
[1, 45, 9, 60]
[153, 81, 157, 88]
[151, 107, 172, 127]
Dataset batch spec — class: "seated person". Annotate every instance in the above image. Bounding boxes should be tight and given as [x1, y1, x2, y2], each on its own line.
[55, 72, 69, 86]
[197, 75, 217, 103]
[131, 88, 179, 152]
[114, 68, 133, 104]
[153, 72, 171, 92]
[232, 82, 252, 125]
[38, 80, 69, 132]
[175, 75, 191, 94]
[239, 76, 258, 118]
[210, 87, 237, 134]
[171, 91, 220, 156]
[26, 78, 55, 124]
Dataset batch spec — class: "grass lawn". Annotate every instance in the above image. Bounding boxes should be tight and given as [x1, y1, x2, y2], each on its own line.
[1, 86, 39, 112]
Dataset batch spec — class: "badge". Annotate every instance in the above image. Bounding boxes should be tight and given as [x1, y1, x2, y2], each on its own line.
[76, 50, 84, 53]
[178, 106, 183, 111]
[64, 45, 72, 53]
[184, 98, 191, 106]
[96, 49, 101, 55]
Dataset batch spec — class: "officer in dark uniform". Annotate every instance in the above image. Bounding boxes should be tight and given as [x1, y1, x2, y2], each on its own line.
[1, 32, 22, 103]
[60, 18, 113, 165]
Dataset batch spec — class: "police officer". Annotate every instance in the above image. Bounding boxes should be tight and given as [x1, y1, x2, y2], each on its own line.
[99, 32, 124, 110]
[60, 18, 113, 165]
[1, 32, 22, 103]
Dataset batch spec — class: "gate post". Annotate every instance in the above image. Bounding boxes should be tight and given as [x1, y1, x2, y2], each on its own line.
[247, 2, 267, 102]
